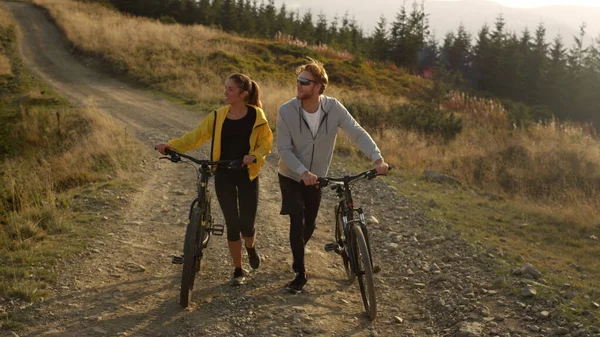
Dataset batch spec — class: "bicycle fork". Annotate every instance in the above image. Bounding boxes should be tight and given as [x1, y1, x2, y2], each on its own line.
[324, 202, 350, 254]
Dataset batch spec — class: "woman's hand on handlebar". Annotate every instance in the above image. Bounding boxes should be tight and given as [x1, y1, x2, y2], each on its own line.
[155, 143, 171, 155]
[242, 155, 257, 166]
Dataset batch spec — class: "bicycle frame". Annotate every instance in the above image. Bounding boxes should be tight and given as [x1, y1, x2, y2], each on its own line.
[188, 163, 212, 230]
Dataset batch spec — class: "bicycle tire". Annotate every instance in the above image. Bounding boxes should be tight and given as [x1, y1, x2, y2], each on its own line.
[335, 204, 355, 283]
[180, 205, 202, 308]
[352, 223, 377, 320]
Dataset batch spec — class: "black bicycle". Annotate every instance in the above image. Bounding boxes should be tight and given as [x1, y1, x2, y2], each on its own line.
[321, 168, 390, 320]
[160, 148, 245, 308]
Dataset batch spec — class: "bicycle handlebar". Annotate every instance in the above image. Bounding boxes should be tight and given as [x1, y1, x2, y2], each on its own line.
[317, 166, 393, 188]
[160, 148, 255, 168]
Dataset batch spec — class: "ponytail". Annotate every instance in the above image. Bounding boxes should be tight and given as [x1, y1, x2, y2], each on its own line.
[248, 80, 262, 108]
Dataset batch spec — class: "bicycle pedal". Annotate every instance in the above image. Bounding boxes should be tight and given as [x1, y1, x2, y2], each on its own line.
[324, 243, 339, 252]
[211, 224, 224, 236]
[171, 255, 183, 264]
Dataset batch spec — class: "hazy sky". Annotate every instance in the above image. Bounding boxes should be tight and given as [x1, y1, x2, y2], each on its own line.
[278, 0, 600, 45]
[490, 0, 600, 7]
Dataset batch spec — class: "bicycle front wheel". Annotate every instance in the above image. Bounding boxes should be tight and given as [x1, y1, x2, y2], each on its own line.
[352, 223, 377, 320]
[180, 206, 203, 308]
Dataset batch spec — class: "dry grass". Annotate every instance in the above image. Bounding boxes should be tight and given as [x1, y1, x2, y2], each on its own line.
[34, 0, 245, 99]
[274, 32, 353, 61]
[1, 102, 136, 247]
[0, 4, 142, 311]
[33, 0, 420, 116]
[0, 5, 11, 26]
[0, 99, 138, 305]
[34, 0, 306, 124]
[0, 9, 13, 77]
[0, 54, 10, 76]
[370, 93, 600, 229]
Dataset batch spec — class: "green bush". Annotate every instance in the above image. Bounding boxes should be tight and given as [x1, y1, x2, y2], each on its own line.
[345, 100, 463, 141]
[267, 43, 312, 59]
[392, 102, 463, 140]
[159, 15, 177, 25]
[501, 98, 553, 127]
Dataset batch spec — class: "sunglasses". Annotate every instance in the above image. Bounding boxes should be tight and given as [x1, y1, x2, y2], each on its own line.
[297, 77, 318, 86]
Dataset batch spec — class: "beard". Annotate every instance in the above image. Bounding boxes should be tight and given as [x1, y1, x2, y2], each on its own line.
[296, 89, 316, 100]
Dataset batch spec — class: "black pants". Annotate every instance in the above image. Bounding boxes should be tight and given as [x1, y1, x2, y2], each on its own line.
[278, 174, 322, 274]
[215, 169, 258, 242]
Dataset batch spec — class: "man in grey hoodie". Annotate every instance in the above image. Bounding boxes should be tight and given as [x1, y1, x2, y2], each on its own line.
[277, 58, 389, 292]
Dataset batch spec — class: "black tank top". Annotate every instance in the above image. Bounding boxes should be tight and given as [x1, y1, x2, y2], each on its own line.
[220, 106, 256, 160]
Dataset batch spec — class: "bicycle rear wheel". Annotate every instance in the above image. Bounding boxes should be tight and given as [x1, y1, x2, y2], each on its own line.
[351, 223, 377, 320]
[335, 204, 355, 283]
[180, 206, 203, 308]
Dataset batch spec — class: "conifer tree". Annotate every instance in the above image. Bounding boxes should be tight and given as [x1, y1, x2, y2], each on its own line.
[371, 15, 390, 62]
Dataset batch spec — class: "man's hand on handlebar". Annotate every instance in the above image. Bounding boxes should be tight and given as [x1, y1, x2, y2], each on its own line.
[155, 143, 171, 155]
[374, 158, 390, 175]
[301, 170, 319, 186]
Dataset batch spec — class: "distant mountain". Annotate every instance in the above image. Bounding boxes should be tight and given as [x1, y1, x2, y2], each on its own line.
[277, 0, 599, 47]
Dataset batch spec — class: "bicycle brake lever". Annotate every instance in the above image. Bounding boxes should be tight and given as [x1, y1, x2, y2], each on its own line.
[159, 155, 180, 162]
[317, 178, 329, 188]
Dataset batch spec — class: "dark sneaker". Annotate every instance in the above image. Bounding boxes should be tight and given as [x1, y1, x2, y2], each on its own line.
[246, 246, 261, 269]
[285, 273, 307, 293]
[231, 268, 246, 286]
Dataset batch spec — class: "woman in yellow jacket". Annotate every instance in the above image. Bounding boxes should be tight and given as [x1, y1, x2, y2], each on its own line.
[155, 74, 273, 286]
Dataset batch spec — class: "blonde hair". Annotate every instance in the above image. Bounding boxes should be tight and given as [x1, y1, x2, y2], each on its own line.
[296, 57, 328, 94]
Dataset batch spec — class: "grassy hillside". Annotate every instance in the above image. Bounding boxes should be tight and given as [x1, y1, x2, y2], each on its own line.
[9, 0, 600, 325]
[32, 0, 426, 123]
[0, 6, 141, 329]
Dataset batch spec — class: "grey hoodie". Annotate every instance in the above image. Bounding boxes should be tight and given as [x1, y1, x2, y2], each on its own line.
[277, 95, 383, 182]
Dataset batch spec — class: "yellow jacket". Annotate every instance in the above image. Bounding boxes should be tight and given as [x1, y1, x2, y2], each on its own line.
[168, 105, 273, 181]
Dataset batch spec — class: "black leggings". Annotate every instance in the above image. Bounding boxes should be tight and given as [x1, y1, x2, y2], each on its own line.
[278, 174, 322, 274]
[215, 169, 258, 242]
